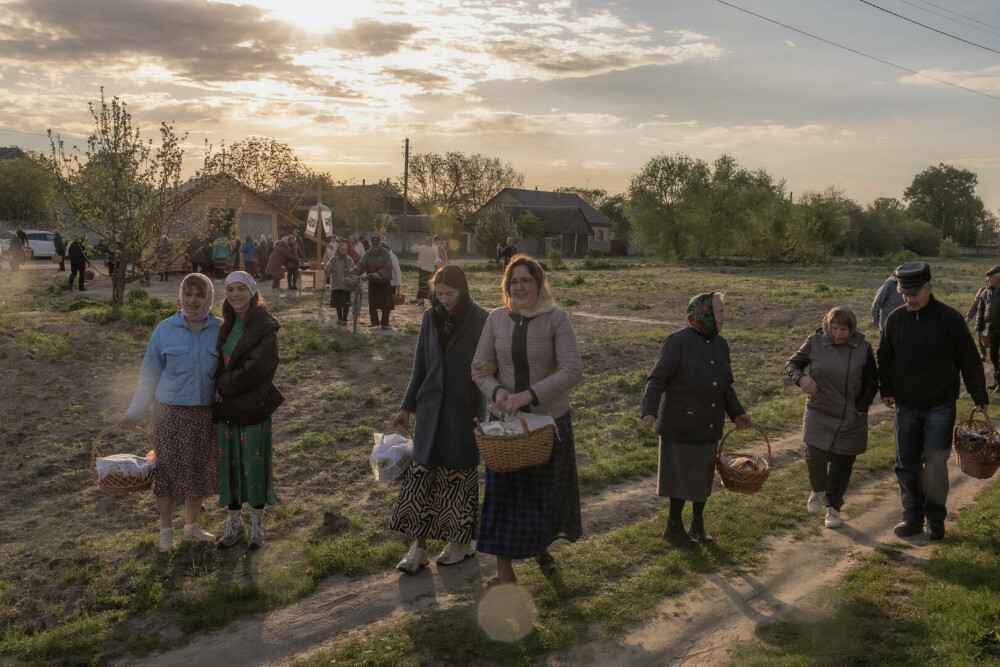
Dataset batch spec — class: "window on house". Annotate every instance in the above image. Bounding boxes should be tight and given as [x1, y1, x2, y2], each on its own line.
[597, 230, 605, 241]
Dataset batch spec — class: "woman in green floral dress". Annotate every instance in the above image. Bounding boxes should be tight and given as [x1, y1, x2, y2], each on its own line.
[214, 271, 284, 548]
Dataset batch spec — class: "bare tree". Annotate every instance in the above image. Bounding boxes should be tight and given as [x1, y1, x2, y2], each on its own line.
[408, 151, 524, 219]
[49, 89, 190, 308]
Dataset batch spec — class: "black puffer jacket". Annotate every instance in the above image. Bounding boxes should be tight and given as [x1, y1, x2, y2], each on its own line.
[215, 306, 284, 425]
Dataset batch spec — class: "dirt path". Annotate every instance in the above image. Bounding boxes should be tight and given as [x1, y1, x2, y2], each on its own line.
[554, 466, 993, 666]
[572, 311, 683, 327]
[136, 420, 894, 667]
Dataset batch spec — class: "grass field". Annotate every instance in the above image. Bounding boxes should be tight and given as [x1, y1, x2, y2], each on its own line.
[0, 255, 997, 665]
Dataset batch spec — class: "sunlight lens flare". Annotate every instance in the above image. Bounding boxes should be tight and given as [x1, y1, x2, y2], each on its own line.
[477, 584, 537, 642]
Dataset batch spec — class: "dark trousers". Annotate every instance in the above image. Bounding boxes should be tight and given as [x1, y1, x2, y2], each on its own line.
[58, 256, 65, 271]
[805, 445, 856, 511]
[369, 282, 391, 326]
[990, 334, 1000, 386]
[287, 265, 299, 289]
[330, 289, 350, 321]
[68, 261, 85, 289]
[894, 402, 954, 527]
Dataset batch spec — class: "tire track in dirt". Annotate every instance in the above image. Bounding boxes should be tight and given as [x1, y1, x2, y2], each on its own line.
[135, 416, 887, 667]
[552, 466, 995, 666]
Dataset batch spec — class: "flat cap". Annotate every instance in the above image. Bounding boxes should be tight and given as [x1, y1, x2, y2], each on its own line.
[986, 265, 1000, 276]
[893, 261, 931, 294]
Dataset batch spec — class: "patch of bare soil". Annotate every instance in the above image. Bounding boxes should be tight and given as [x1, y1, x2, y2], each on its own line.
[550, 466, 993, 667]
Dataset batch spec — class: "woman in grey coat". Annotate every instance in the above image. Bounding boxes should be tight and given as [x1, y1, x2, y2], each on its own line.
[641, 292, 752, 546]
[786, 306, 879, 529]
[388, 265, 489, 573]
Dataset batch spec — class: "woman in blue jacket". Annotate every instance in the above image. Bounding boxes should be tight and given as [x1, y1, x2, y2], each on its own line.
[118, 273, 221, 552]
[388, 265, 489, 573]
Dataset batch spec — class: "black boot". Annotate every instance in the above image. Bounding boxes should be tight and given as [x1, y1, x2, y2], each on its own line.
[689, 516, 713, 543]
[663, 519, 695, 546]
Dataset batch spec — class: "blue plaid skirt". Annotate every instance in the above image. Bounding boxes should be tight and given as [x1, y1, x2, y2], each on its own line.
[476, 411, 582, 559]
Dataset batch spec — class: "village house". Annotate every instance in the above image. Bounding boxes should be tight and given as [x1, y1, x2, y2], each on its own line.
[473, 188, 615, 256]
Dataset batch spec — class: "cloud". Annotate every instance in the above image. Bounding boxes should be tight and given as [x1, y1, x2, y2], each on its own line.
[324, 18, 421, 56]
[581, 160, 614, 170]
[410, 108, 624, 136]
[784, 40, 795, 47]
[636, 119, 857, 149]
[899, 66, 1000, 95]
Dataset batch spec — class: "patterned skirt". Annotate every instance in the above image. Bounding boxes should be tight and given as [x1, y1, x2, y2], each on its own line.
[389, 463, 479, 544]
[217, 418, 276, 507]
[152, 402, 217, 500]
[477, 411, 582, 559]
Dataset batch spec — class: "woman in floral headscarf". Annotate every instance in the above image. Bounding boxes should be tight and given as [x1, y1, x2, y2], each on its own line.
[640, 292, 752, 546]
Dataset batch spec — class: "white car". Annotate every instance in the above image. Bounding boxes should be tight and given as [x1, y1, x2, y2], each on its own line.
[0, 229, 60, 258]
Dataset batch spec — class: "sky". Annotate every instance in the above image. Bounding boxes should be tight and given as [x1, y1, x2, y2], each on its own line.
[2, 0, 1000, 210]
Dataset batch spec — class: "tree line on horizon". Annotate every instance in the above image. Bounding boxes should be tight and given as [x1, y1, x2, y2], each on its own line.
[1, 92, 995, 295]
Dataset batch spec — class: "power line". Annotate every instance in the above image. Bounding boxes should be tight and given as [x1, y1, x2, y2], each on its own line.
[910, 0, 1000, 31]
[897, 0, 1000, 38]
[857, 0, 1000, 55]
[712, 0, 1000, 103]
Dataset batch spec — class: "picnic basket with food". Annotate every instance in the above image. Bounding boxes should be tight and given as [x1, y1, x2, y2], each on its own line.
[953, 407, 1000, 479]
[474, 412, 556, 472]
[91, 425, 157, 495]
[716, 424, 771, 495]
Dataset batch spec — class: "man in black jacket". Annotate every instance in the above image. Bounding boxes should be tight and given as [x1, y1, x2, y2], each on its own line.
[975, 265, 1000, 390]
[67, 235, 89, 290]
[53, 230, 66, 271]
[877, 261, 988, 541]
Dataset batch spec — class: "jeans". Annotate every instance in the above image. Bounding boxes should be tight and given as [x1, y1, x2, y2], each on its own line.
[805, 445, 856, 511]
[894, 402, 955, 526]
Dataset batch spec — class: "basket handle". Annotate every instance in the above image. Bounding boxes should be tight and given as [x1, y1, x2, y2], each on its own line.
[718, 423, 771, 464]
[90, 424, 155, 470]
[961, 406, 996, 444]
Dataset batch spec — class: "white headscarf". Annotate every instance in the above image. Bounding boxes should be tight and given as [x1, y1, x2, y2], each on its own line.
[225, 270, 258, 297]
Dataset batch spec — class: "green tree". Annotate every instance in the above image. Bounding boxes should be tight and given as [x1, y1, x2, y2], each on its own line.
[899, 218, 941, 255]
[598, 192, 631, 240]
[625, 153, 711, 258]
[0, 152, 56, 223]
[515, 211, 548, 239]
[903, 163, 987, 245]
[408, 151, 524, 219]
[785, 188, 849, 261]
[49, 90, 188, 309]
[474, 207, 517, 258]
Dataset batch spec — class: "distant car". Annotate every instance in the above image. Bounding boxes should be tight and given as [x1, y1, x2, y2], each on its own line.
[0, 229, 59, 258]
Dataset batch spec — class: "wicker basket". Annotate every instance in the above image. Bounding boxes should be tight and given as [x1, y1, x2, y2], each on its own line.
[392, 291, 406, 306]
[475, 413, 555, 472]
[953, 407, 1000, 479]
[91, 425, 157, 495]
[51, 254, 62, 264]
[716, 424, 771, 495]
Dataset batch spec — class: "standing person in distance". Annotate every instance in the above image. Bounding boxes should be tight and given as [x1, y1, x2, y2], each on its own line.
[497, 237, 517, 270]
[976, 266, 1000, 390]
[215, 271, 284, 548]
[67, 235, 89, 291]
[54, 230, 66, 271]
[871, 271, 905, 331]
[355, 235, 394, 330]
[878, 261, 988, 540]
[640, 292, 752, 546]
[965, 276, 990, 362]
[413, 236, 437, 307]
[389, 265, 489, 572]
[117, 273, 221, 551]
[785, 307, 879, 529]
[324, 239, 356, 325]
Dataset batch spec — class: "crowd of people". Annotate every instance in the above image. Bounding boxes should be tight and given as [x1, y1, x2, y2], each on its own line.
[108, 244, 991, 587]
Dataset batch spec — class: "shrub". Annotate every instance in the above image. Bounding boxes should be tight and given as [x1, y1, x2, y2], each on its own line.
[547, 248, 566, 270]
[939, 236, 961, 259]
[582, 256, 612, 270]
[126, 289, 149, 305]
[622, 300, 651, 310]
[891, 249, 917, 264]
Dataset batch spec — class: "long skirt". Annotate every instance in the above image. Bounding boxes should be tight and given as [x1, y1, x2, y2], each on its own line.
[152, 402, 217, 500]
[477, 411, 582, 559]
[389, 463, 479, 544]
[217, 419, 276, 507]
[656, 437, 717, 502]
[416, 269, 433, 300]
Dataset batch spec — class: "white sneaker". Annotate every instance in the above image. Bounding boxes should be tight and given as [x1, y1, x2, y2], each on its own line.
[435, 542, 476, 566]
[248, 518, 265, 549]
[159, 528, 174, 552]
[182, 523, 216, 542]
[218, 514, 245, 548]
[397, 542, 429, 574]
[825, 507, 842, 529]
[807, 491, 824, 514]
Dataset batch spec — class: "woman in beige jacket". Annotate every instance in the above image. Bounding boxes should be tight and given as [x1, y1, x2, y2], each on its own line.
[472, 255, 584, 586]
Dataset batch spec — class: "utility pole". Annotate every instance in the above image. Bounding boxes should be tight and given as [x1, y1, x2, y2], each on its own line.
[401, 138, 410, 247]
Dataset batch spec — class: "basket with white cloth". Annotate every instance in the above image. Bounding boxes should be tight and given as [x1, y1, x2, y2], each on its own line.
[91, 425, 157, 495]
[475, 412, 557, 472]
